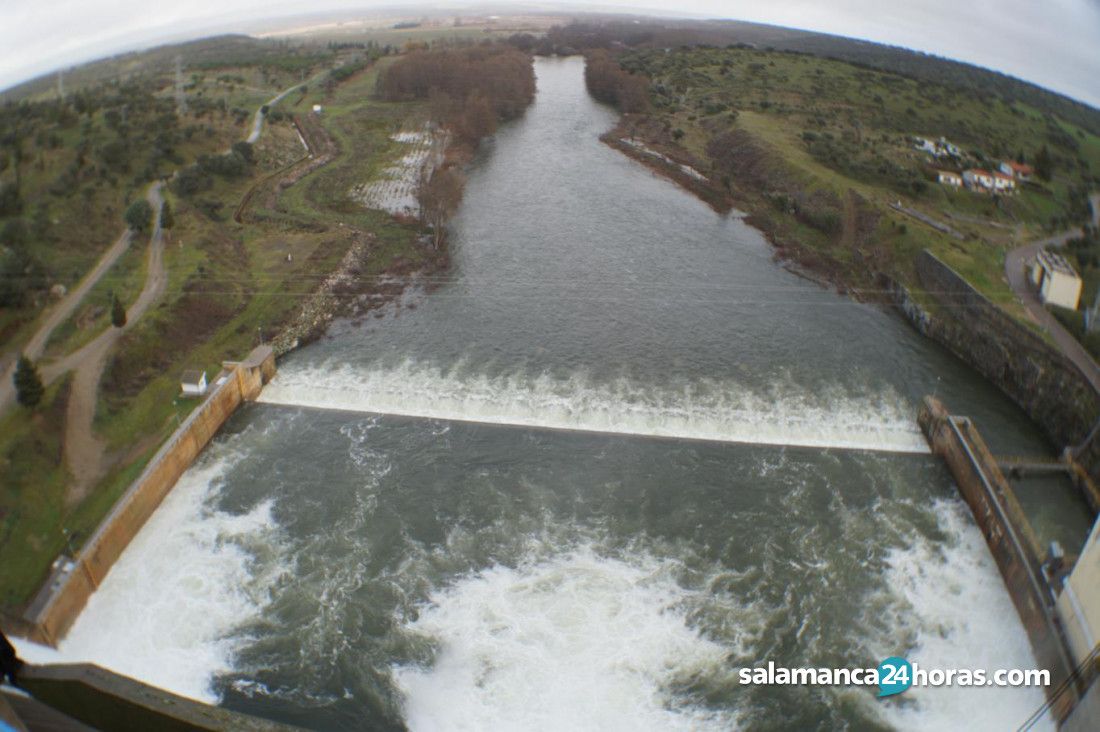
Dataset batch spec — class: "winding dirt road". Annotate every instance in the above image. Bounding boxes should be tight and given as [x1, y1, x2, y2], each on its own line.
[247, 83, 302, 144]
[0, 227, 136, 414]
[52, 184, 167, 501]
[3, 80, 307, 502]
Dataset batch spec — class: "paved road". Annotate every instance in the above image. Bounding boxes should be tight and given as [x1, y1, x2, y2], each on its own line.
[1004, 194, 1100, 394]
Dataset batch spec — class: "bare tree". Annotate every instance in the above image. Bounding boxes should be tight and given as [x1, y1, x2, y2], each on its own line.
[418, 168, 465, 249]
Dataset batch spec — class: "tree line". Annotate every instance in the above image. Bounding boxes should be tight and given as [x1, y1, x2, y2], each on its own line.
[584, 50, 650, 114]
[376, 44, 535, 145]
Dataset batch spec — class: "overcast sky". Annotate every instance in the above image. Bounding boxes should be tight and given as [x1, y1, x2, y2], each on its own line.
[1, 0, 1098, 107]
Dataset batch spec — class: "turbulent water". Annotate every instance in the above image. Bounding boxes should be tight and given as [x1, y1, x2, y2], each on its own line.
[23, 57, 1096, 730]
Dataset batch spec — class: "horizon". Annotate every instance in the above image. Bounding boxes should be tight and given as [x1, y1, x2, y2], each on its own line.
[1, 1, 1099, 109]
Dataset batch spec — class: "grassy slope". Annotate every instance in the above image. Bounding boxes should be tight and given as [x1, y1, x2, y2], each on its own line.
[0, 56, 437, 611]
[0, 69, 280, 359]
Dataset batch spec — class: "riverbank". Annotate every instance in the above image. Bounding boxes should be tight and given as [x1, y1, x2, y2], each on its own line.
[600, 114, 1100, 482]
[0, 58, 438, 616]
[600, 117, 882, 296]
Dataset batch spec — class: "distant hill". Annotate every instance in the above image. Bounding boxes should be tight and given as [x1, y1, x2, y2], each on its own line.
[544, 18, 1100, 137]
[0, 35, 280, 102]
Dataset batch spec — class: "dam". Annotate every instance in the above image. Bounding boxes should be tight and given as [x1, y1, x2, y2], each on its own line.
[255, 361, 932, 454]
[18, 56, 1095, 731]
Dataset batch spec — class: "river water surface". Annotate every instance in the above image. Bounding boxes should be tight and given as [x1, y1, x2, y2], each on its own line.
[33, 57, 1095, 730]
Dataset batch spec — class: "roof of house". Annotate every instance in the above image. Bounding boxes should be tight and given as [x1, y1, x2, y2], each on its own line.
[181, 369, 206, 385]
[1037, 249, 1079, 278]
[1008, 161, 1035, 174]
[993, 171, 1015, 181]
[965, 169, 992, 177]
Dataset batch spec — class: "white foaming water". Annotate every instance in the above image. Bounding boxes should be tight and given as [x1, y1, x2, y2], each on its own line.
[393, 546, 737, 732]
[259, 360, 930, 454]
[870, 499, 1053, 731]
[12, 454, 286, 704]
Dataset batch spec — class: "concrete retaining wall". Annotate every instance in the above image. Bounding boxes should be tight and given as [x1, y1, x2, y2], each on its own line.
[893, 251, 1100, 481]
[919, 395, 1080, 720]
[23, 346, 275, 646]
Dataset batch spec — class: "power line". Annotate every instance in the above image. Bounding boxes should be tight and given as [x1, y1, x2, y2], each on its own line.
[1016, 644, 1099, 731]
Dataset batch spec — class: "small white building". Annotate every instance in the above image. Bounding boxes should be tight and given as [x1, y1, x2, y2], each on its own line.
[914, 136, 961, 158]
[180, 370, 208, 397]
[1030, 249, 1083, 310]
[914, 137, 937, 155]
[937, 170, 962, 187]
[992, 171, 1016, 193]
[963, 168, 995, 192]
[311, 104, 323, 115]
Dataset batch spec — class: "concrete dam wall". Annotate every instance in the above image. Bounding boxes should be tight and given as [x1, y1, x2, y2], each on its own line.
[895, 250, 1100, 480]
[918, 396, 1081, 721]
[23, 346, 276, 647]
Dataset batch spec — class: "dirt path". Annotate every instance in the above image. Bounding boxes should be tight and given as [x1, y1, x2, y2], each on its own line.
[247, 83, 301, 144]
[54, 184, 166, 504]
[1004, 222, 1100, 394]
[5, 83, 309, 503]
[0, 227, 135, 414]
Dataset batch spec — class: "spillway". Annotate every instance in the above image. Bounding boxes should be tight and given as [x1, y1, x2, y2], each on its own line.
[257, 361, 931, 454]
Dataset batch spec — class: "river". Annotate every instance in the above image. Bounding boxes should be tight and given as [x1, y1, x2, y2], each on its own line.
[33, 57, 1095, 730]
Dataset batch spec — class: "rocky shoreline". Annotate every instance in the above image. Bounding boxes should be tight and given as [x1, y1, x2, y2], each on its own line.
[270, 228, 448, 356]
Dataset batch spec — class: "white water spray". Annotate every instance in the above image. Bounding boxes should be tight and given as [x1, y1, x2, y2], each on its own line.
[869, 500, 1053, 731]
[259, 360, 929, 454]
[393, 546, 738, 731]
[12, 453, 286, 703]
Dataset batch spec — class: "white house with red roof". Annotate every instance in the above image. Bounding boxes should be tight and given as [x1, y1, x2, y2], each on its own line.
[992, 171, 1017, 193]
[1000, 160, 1035, 181]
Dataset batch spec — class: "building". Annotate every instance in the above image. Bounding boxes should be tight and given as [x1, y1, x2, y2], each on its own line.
[962, 168, 995, 191]
[914, 137, 937, 155]
[1030, 249, 1083, 310]
[938, 137, 961, 157]
[180, 370, 207, 397]
[311, 104, 323, 115]
[1000, 160, 1035, 181]
[913, 136, 961, 159]
[936, 170, 963, 187]
[992, 171, 1017, 193]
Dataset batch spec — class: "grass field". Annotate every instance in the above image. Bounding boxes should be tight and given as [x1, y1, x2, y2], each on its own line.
[614, 46, 1097, 315]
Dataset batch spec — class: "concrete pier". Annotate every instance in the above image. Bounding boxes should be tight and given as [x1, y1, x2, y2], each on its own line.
[918, 396, 1083, 722]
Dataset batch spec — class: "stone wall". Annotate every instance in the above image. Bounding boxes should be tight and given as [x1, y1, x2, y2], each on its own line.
[23, 346, 275, 646]
[895, 251, 1100, 477]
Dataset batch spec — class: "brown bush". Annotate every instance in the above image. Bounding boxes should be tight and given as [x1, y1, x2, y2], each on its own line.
[584, 50, 650, 113]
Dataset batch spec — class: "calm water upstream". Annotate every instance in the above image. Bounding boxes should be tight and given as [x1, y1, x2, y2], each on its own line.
[31, 57, 1094, 730]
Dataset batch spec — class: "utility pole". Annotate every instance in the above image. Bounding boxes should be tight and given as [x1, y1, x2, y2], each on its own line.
[174, 54, 188, 115]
